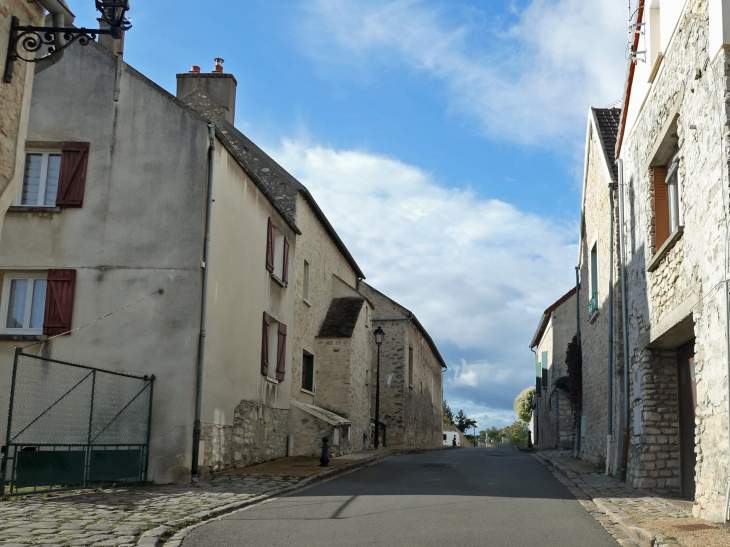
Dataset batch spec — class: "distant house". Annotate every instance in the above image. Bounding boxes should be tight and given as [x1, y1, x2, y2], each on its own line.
[529, 288, 576, 450]
[443, 430, 460, 446]
[359, 282, 447, 449]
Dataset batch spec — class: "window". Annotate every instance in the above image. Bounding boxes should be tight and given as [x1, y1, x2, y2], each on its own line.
[650, 116, 681, 251]
[303, 260, 310, 301]
[1, 274, 47, 333]
[265, 218, 290, 285]
[408, 347, 414, 388]
[666, 151, 680, 233]
[302, 352, 314, 392]
[261, 312, 287, 381]
[541, 351, 548, 390]
[17, 151, 61, 207]
[589, 243, 598, 316]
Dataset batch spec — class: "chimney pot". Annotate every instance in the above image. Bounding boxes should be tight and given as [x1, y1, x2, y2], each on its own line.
[213, 58, 224, 73]
[190, 65, 201, 73]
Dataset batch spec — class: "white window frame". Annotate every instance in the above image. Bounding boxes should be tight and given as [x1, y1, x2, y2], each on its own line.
[666, 151, 681, 233]
[15, 149, 62, 207]
[1, 272, 48, 334]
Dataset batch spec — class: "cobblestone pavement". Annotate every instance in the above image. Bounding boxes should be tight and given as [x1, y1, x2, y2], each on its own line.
[0, 473, 303, 547]
[537, 450, 730, 547]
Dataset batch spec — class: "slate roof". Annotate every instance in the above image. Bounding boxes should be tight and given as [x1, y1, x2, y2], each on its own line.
[214, 118, 365, 279]
[317, 298, 365, 338]
[592, 108, 621, 183]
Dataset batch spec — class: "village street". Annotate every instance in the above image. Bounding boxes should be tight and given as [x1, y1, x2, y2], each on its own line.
[180, 444, 621, 547]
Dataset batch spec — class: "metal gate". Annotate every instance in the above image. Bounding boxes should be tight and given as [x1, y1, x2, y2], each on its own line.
[1, 348, 154, 495]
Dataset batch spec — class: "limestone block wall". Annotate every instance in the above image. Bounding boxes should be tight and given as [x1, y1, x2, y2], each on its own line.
[314, 338, 352, 417]
[347, 306, 374, 447]
[371, 320, 407, 447]
[229, 401, 288, 468]
[289, 406, 352, 457]
[618, 0, 730, 518]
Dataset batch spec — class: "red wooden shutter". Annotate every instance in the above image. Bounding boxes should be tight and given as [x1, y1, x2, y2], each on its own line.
[282, 236, 290, 284]
[261, 312, 270, 376]
[57, 142, 90, 207]
[652, 167, 669, 249]
[43, 269, 76, 335]
[266, 218, 275, 272]
[276, 323, 287, 381]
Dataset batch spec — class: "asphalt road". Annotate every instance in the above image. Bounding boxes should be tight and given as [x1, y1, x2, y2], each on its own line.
[182, 444, 619, 547]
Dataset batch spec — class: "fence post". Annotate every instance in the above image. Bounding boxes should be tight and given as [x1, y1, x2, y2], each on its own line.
[1, 348, 21, 495]
[143, 375, 154, 482]
[85, 370, 96, 487]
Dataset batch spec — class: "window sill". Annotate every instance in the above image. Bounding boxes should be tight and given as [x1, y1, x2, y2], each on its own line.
[270, 273, 288, 288]
[265, 376, 279, 384]
[589, 309, 600, 323]
[7, 206, 61, 213]
[647, 226, 683, 273]
[302, 298, 312, 307]
[300, 388, 314, 396]
[0, 334, 48, 341]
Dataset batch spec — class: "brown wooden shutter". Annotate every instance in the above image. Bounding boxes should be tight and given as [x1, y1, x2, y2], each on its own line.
[266, 218, 275, 272]
[43, 269, 76, 335]
[261, 312, 270, 376]
[57, 142, 90, 207]
[282, 236, 290, 284]
[276, 323, 287, 381]
[652, 166, 669, 249]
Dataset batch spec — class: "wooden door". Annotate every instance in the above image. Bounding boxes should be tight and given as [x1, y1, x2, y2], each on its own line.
[678, 340, 697, 499]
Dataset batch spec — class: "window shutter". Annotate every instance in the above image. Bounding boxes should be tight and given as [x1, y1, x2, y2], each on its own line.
[276, 322, 287, 381]
[43, 269, 76, 335]
[266, 218, 275, 272]
[57, 142, 90, 207]
[282, 236, 290, 284]
[541, 351, 548, 389]
[261, 312, 270, 376]
[652, 167, 669, 249]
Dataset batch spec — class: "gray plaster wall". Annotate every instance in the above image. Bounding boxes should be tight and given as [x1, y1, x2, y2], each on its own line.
[0, 41, 209, 483]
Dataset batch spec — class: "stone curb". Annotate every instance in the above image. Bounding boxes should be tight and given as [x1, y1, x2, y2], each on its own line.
[136, 450, 395, 547]
[533, 453, 677, 547]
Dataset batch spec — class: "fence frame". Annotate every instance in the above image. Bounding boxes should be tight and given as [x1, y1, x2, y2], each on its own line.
[0, 348, 155, 495]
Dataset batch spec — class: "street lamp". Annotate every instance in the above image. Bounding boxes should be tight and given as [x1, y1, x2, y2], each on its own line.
[373, 326, 385, 449]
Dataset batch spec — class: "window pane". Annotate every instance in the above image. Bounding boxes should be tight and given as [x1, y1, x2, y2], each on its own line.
[29, 279, 47, 329]
[44, 154, 61, 206]
[21, 154, 42, 205]
[6, 279, 28, 329]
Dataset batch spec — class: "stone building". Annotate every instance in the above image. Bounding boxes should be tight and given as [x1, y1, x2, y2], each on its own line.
[574, 0, 730, 520]
[576, 107, 623, 472]
[359, 282, 446, 449]
[0, 0, 73, 239]
[0, 37, 303, 482]
[529, 288, 576, 450]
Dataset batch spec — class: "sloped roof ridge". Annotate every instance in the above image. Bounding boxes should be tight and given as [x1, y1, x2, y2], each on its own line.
[529, 286, 577, 349]
[591, 107, 621, 183]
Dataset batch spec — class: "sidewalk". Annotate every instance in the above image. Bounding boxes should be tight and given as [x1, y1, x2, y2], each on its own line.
[0, 449, 393, 547]
[535, 449, 730, 547]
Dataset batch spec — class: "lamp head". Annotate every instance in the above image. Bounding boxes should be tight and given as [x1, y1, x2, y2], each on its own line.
[374, 326, 385, 346]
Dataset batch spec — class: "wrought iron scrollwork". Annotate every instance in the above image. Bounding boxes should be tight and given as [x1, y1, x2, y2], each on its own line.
[3, 0, 131, 83]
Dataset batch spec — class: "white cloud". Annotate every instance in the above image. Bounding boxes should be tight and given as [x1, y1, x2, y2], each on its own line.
[299, 0, 627, 146]
[268, 138, 576, 423]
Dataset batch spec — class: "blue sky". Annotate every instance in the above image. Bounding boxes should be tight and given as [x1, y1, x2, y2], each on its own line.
[69, 0, 628, 428]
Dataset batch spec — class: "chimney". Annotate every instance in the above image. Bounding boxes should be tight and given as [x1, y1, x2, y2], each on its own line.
[176, 58, 237, 124]
[97, 17, 124, 56]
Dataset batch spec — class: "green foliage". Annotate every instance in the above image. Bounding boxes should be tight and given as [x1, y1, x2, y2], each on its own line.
[478, 430, 487, 440]
[553, 375, 569, 392]
[502, 421, 530, 446]
[485, 426, 501, 441]
[455, 409, 477, 432]
[513, 386, 535, 422]
[443, 399, 454, 426]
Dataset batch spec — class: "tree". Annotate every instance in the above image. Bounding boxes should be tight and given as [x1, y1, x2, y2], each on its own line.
[513, 386, 535, 423]
[478, 430, 487, 440]
[455, 409, 477, 433]
[486, 426, 500, 442]
[443, 399, 454, 426]
[503, 421, 529, 446]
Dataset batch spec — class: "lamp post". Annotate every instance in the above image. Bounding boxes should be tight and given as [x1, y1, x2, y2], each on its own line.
[373, 326, 385, 449]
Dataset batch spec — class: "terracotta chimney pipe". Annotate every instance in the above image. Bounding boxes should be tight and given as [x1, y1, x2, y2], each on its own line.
[213, 58, 224, 73]
[190, 66, 200, 73]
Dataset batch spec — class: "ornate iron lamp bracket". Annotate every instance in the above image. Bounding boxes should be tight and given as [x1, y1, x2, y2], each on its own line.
[3, 1, 131, 83]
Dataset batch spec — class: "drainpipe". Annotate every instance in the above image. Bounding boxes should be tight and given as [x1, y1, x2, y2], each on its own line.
[616, 157, 630, 482]
[191, 124, 216, 480]
[34, 0, 75, 73]
[575, 267, 581, 454]
[607, 184, 615, 475]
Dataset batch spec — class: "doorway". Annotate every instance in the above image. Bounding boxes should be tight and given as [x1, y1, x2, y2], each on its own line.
[677, 339, 697, 499]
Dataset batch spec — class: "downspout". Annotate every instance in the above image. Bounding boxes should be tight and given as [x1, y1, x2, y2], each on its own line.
[616, 157, 631, 482]
[575, 267, 581, 454]
[607, 184, 616, 475]
[191, 124, 216, 480]
[34, 0, 75, 73]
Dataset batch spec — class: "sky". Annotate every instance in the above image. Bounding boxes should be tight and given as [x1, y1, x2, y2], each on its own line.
[69, 0, 628, 429]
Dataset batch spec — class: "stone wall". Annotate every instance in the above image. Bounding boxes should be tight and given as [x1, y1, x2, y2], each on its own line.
[618, 0, 730, 519]
[289, 406, 353, 457]
[230, 401, 288, 468]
